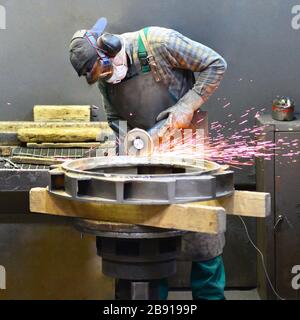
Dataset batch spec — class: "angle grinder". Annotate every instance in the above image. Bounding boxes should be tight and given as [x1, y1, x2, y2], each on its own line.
[124, 119, 167, 156]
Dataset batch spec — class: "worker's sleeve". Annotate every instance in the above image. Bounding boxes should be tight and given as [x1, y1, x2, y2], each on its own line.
[98, 81, 130, 134]
[162, 31, 227, 103]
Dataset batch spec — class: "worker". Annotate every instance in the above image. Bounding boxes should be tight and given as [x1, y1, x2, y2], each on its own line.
[69, 18, 227, 300]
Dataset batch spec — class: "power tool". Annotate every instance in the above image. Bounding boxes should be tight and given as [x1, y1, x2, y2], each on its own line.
[124, 119, 167, 156]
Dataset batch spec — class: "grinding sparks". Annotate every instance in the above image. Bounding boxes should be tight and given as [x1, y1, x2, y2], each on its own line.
[151, 107, 300, 168]
[223, 102, 231, 109]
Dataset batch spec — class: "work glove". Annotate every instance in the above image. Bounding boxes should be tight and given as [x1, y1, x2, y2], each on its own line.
[156, 90, 204, 137]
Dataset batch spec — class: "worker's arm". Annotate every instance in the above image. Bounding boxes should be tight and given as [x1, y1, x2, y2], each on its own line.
[155, 30, 227, 135]
[164, 30, 227, 103]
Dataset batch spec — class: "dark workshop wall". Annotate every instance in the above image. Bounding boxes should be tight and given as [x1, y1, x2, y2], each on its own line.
[0, 0, 299, 183]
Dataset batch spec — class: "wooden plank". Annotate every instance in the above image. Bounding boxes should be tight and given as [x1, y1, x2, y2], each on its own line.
[18, 128, 103, 143]
[200, 191, 271, 218]
[0, 121, 111, 132]
[34, 105, 91, 122]
[29, 188, 226, 234]
[26, 142, 103, 149]
[12, 156, 63, 166]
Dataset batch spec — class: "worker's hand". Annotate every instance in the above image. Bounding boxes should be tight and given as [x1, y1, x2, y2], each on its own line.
[156, 104, 194, 137]
[156, 90, 205, 138]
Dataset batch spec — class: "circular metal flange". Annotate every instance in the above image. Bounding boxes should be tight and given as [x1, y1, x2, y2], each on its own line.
[49, 155, 234, 204]
[74, 219, 185, 238]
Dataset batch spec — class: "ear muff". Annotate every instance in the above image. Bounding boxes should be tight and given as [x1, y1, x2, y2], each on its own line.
[97, 33, 122, 58]
[84, 31, 113, 79]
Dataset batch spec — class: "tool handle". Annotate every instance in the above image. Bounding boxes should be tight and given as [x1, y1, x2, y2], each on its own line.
[147, 119, 168, 138]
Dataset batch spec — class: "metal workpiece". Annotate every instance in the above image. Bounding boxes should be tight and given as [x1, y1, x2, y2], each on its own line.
[49, 156, 234, 204]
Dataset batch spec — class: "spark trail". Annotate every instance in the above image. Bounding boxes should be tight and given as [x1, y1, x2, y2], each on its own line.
[154, 107, 300, 169]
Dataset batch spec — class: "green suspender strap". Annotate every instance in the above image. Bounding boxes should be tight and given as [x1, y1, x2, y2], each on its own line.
[138, 27, 151, 73]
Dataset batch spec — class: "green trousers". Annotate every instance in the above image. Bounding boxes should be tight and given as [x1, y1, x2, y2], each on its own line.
[159, 256, 226, 300]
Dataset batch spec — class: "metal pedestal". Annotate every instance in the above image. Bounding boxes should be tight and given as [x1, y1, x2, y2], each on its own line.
[75, 219, 184, 300]
[114, 279, 162, 300]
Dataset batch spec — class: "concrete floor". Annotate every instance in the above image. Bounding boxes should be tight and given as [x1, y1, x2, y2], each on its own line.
[169, 289, 260, 300]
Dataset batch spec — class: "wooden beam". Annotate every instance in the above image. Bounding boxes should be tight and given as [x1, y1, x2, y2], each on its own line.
[29, 188, 226, 234]
[12, 156, 63, 166]
[33, 105, 91, 122]
[29, 188, 270, 233]
[0, 121, 111, 132]
[199, 191, 271, 218]
[18, 128, 103, 143]
[0, 122, 112, 146]
[26, 142, 115, 149]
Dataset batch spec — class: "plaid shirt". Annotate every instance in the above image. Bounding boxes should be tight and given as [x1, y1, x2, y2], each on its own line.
[98, 26, 227, 125]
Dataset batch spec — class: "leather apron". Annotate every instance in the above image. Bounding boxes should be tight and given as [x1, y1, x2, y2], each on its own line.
[105, 64, 225, 262]
[106, 71, 176, 131]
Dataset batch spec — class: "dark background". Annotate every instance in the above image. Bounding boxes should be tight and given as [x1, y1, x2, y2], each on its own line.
[0, 0, 299, 183]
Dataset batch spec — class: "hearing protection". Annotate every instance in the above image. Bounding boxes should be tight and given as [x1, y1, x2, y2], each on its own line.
[71, 29, 122, 79]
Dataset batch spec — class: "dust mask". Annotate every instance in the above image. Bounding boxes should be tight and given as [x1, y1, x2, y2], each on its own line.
[106, 38, 128, 84]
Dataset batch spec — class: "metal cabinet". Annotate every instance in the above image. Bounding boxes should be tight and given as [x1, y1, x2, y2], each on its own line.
[256, 114, 300, 300]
